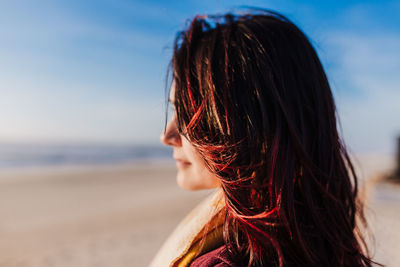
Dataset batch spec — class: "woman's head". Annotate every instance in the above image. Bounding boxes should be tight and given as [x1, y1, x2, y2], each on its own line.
[162, 9, 374, 267]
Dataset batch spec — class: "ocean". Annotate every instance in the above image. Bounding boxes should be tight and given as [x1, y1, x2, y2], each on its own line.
[0, 143, 173, 170]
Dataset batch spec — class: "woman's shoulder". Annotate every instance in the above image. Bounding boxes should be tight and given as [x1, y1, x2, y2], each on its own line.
[190, 245, 237, 267]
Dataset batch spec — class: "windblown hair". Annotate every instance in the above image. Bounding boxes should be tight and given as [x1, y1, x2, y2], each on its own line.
[169, 9, 376, 267]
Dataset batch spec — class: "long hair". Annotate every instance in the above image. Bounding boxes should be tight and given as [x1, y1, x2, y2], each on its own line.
[169, 9, 376, 267]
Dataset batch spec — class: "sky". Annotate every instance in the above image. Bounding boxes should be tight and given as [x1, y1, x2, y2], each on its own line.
[0, 0, 399, 154]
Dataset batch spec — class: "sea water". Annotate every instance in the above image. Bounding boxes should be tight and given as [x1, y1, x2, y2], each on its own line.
[0, 143, 172, 170]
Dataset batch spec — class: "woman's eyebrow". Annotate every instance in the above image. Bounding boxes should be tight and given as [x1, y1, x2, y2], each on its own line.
[168, 98, 176, 105]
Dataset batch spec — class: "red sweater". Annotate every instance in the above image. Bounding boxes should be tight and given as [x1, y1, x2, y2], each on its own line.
[190, 245, 237, 267]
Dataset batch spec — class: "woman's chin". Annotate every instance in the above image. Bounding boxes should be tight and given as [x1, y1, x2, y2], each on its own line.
[176, 171, 221, 191]
[176, 172, 201, 191]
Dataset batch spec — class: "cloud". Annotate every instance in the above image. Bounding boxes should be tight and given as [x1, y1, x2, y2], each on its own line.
[0, 74, 166, 145]
[0, 1, 172, 145]
[323, 31, 400, 154]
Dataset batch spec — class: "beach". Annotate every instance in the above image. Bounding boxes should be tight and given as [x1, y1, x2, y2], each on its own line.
[0, 154, 398, 266]
[0, 163, 211, 267]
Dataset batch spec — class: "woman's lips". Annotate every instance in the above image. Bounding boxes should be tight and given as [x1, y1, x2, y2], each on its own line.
[175, 158, 191, 168]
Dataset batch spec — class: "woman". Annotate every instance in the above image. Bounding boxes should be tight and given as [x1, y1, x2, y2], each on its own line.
[153, 9, 377, 267]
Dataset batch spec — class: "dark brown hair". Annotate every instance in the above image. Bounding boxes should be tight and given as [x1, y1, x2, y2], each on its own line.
[169, 9, 376, 267]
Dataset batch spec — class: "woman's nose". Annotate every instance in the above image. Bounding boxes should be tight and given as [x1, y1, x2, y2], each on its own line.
[160, 116, 182, 147]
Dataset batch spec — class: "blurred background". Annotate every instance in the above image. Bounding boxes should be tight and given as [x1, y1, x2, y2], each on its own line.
[0, 0, 399, 266]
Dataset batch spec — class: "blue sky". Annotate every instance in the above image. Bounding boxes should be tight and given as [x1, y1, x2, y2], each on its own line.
[0, 0, 399, 154]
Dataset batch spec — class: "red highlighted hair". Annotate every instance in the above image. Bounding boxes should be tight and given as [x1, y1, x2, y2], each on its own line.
[169, 9, 377, 267]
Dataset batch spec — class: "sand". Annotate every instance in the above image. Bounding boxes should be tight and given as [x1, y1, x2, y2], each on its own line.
[366, 180, 400, 266]
[0, 163, 211, 267]
[0, 154, 398, 267]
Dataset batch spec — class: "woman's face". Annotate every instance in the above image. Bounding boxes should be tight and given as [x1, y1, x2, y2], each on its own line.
[160, 85, 221, 191]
